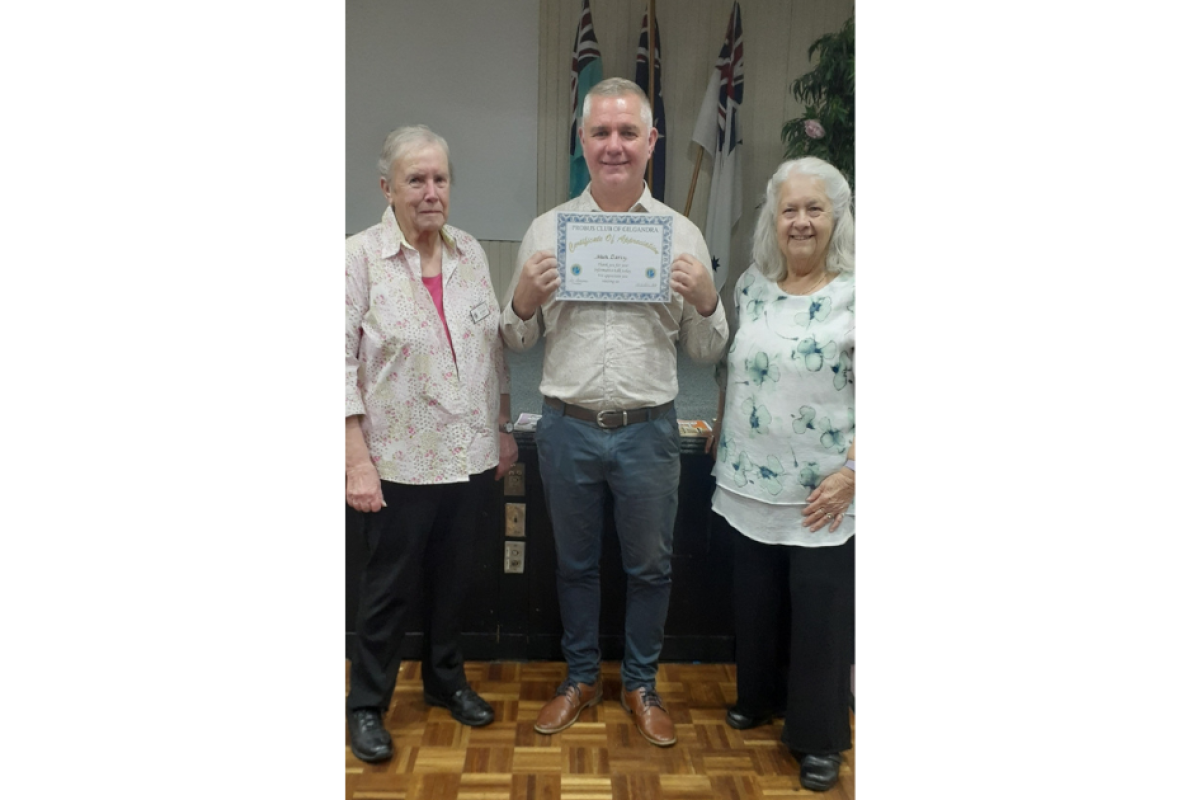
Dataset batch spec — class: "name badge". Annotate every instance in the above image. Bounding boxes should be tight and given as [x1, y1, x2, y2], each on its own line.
[470, 302, 491, 323]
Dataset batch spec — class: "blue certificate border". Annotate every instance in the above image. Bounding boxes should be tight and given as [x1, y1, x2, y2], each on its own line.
[555, 212, 673, 302]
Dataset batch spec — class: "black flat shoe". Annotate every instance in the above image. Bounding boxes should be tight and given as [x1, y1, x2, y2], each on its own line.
[799, 753, 842, 792]
[725, 706, 774, 730]
[348, 708, 394, 763]
[424, 687, 495, 727]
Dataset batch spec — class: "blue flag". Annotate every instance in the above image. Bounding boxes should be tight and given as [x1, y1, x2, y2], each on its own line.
[635, 8, 666, 200]
[569, 0, 603, 199]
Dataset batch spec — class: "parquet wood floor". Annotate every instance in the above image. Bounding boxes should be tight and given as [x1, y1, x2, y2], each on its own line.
[345, 661, 854, 800]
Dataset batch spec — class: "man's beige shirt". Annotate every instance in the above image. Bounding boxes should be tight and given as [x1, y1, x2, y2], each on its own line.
[500, 184, 729, 411]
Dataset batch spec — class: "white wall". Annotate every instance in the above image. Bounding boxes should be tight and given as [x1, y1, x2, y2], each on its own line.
[346, 0, 540, 241]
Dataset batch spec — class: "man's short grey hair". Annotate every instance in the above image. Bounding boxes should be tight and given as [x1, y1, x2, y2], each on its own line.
[377, 125, 451, 184]
[581, 77, 653, 131]
[752, 157, 855, 281]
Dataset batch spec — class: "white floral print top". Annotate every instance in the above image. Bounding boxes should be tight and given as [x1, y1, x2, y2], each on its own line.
[713, 265, 854, 546]
[346, 208, 509, 485]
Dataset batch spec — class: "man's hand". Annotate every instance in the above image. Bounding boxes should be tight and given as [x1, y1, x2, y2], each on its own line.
[670, 253, 718, 316]
[512, 250, 560, 320]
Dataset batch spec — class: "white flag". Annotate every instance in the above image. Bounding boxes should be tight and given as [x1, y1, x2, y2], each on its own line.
[691, 1, 743, 292]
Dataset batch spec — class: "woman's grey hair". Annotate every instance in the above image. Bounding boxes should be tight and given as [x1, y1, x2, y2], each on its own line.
[377, 125, 451, 184]
[581, 77, 653, 131]
[751, 156, 855, 280]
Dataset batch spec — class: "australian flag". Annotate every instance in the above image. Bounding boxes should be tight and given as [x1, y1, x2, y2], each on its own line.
[635, 8, 666, 201]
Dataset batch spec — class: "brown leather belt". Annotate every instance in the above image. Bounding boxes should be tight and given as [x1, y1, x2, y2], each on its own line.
[544, 397, 674, 430]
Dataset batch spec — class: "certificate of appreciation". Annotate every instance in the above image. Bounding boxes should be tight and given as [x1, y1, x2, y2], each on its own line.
[555, 212, 674, 303]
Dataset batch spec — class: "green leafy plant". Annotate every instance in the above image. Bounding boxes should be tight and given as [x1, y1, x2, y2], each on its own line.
[782, 17, 854, 187]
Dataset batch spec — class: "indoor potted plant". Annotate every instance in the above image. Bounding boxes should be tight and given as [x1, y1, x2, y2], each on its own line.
[781, 17, 855, 188]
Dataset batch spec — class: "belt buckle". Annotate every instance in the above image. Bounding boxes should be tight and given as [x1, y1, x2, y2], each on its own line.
[595, 409, 627, 429]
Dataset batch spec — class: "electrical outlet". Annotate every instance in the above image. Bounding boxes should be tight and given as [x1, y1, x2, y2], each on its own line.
[503, 462, 525, 496]
[504, 541, 526, 573]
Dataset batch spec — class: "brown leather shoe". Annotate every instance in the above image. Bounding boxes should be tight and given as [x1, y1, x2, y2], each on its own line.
[534, 680, 601, 734]
[621, 687, 676, 746]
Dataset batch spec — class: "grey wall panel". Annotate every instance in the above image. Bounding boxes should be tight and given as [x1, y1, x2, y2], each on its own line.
[346, 0, 539, 241]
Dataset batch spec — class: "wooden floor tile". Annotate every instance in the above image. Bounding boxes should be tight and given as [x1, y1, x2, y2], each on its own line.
[657, 774, 714, 799]
[610, 773, 661, 800]
[457, 773, 515, 800]
[559, 775, 611, 800]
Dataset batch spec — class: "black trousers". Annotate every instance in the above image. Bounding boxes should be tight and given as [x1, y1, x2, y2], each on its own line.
[729, 519, 855, 756]
[346, 471, 490, 713]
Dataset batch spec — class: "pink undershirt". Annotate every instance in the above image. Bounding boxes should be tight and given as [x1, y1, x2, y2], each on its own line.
[422, 275, 456, 362]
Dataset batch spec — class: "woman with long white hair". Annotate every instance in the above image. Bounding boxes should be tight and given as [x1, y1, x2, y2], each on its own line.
[708, 156, 855, 792]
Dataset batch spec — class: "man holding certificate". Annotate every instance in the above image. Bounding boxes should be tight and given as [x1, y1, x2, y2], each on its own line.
[500, 78, 728, 747]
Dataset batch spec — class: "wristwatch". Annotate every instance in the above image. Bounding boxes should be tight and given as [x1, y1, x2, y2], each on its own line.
[499, 421, 515, 434]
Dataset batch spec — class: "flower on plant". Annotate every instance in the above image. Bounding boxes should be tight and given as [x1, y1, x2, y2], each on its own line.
[803, 119, 826, 139]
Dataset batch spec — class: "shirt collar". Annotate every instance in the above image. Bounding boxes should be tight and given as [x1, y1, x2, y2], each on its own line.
[581, 182, 653, 213]
[379, 206, 455, 258]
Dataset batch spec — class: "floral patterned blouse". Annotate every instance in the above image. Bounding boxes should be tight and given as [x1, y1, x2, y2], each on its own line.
[713, 265, 855, 546]
[346, 209, 509, 485]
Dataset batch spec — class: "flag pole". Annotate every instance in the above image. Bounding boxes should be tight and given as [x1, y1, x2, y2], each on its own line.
[647, 0, 656, 195]
[684, 151, 703, 217]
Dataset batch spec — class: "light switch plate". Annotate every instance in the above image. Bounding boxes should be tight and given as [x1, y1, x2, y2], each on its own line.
[503, 541, 526, 573]
[505, 503, 526, 538]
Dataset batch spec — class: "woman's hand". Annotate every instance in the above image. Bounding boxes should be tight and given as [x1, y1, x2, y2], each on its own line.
[346, 463, 384, 512]
[803, 468, 855, 532]
[495, 432, 518, 479]
[704, 418, 722, 462]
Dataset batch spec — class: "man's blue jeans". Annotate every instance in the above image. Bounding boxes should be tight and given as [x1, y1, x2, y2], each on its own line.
[535, 401, 680, 690]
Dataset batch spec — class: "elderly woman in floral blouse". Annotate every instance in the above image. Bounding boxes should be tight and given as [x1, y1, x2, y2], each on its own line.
[344, 125, 518, 764]
[707, 156, 855, 793]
